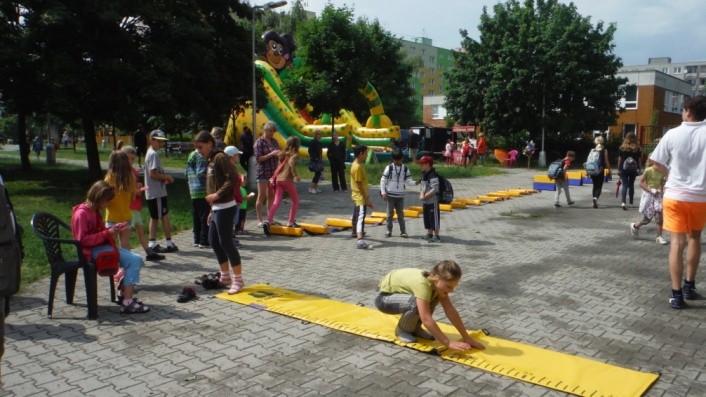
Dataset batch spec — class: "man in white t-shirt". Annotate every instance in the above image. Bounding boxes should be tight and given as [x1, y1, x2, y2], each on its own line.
[144, 130, 178, 253]
[650, 95, 706, 309]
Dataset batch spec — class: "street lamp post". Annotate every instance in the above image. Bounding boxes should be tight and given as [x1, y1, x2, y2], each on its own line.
[251, 1, 287, 139]
[538, 83, 547, 167]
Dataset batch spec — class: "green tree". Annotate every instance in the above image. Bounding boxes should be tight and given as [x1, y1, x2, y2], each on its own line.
[282, 5, 372, 122]
[444, 0, 626, 150]
[0, 2, 45, 170]
[352, 19, 417, 129]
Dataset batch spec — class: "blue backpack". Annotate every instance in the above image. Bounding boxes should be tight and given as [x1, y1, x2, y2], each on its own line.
[547, 160, 565, 179]
[584, 149, 603, 176]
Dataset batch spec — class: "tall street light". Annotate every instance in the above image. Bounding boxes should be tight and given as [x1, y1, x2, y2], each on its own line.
[251, 1, 287, 138]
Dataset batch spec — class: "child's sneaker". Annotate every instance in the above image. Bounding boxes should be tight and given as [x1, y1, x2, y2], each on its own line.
[655, 236, 668, 245]
[356, 240, 370, 249]
[228, 278, 244, 295]
[145, 251, 165, 261]
[629, 223, 639, 238]
[262, 221, 271, 236]
[400, 233, 409, 238]
[669, 293, 686, 309]
[683, 283, 701, 300]
[430, 236, 441, 243]
[165, 244, 179, 253]
[121, 299, 149, 314]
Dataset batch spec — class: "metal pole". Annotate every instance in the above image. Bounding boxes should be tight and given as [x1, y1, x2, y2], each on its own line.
[538, 85, 547, 167]
[251, 8, 257, 141]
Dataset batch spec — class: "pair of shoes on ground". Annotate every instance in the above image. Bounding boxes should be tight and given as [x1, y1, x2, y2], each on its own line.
[395, 326, 434, 343]
[385, 232, 409, 238]
[145, 251, 165, 261]
[177, 286, 197, 303]
[151, 244, 179, 253]
[425, 235, 441, 243]
[554, 201, 575, 208]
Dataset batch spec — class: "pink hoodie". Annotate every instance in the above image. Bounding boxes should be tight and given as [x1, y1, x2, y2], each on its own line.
[71, 203, 111, 262]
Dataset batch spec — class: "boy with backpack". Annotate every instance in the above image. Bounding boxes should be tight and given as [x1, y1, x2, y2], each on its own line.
[550, 151, 576, 208]
[380, 151, 419, 238]
[418, 156, 441, 242]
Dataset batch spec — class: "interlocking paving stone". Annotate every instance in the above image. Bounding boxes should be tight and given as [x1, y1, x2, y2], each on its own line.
[3, 168, 706, 395]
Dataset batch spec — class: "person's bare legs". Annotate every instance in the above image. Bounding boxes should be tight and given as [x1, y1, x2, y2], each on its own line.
[669, 232, 687, 290]
[134, 223, 149, 251]
[685, 230, 702, 282]
[256, 180, 269, 224]
[161, 214, 172, 240]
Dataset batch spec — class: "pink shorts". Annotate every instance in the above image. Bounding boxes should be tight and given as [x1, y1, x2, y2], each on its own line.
[662, 198, 706, 233]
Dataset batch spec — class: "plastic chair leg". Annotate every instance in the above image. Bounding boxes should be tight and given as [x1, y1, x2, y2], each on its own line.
[83, 264, 99, 320]
[64, 268, 78, 304]
[47, 273, 60, 318]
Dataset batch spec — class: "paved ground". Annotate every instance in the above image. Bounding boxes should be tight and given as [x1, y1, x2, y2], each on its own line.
[1, 164, 705, 396]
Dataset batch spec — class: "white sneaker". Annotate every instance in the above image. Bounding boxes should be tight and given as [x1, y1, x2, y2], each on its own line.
[356, 240, 370, 249]
[308, 187, 317, 194]
[629, 223, 638, 238]
[656, 236, 668, 245]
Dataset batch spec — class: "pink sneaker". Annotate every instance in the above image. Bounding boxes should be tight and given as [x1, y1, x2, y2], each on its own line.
[228, 278, 244, 295]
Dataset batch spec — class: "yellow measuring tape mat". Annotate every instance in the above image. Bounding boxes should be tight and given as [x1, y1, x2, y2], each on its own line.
[217, 284, 658, 396]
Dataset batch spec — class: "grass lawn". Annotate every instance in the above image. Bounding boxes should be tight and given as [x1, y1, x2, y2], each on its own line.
[0, 153, 504, 290]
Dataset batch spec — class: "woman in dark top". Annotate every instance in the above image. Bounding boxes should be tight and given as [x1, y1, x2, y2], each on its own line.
[617, 133, 643, 210]
[327, 130, 347, 192]
[308, 131, 323, 194]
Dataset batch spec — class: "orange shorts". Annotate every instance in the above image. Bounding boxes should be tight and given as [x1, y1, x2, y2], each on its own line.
[662, 198, 706, 233]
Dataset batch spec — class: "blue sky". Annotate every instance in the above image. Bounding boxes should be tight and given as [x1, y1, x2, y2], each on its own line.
[272, 0, 706, 66]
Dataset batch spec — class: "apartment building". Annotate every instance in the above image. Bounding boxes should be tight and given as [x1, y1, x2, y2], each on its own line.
[620, 57, 706, 97]
[612, 69, 692, 145]
[399, 37, 454, 124]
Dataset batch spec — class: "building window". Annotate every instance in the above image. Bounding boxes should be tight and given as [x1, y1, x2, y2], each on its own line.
[623, 124, 636, 135]
[664, 91, 684, 114]
[661, 67, 669, 73]
[429, 79, 434, 85]
[429, 56, 435, 63]
[686, 65, 698, 74]
[621, 85, 637, 109]
[673, 66, 682, 74]
[429, 67, 435, 73]
[431, 104, 446, 119]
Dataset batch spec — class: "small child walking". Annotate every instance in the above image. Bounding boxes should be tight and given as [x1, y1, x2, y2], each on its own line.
[264, 136, 302, 234]
[554, 151, 576, 208]
[374, 260, 486, 350]
[351, 145, 373, 249]
[418, 156, 441, 242]
[630, 158, 668, 245]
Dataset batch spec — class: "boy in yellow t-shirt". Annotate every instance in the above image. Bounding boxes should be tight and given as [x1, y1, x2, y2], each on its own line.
[350, 145, 373, 249]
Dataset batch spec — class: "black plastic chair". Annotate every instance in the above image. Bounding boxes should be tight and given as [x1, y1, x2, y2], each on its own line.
[31, 212, 115, 319]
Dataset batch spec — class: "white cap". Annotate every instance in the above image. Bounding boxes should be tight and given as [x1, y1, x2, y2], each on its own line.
[224, 146, 243, 157]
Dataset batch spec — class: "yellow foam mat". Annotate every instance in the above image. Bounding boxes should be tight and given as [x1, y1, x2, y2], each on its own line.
[218, 285, 658, 397]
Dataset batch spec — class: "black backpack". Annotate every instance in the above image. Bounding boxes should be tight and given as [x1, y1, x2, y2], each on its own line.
[0, 177, 23, 303]
[436, 173, 454, 204]
[622, 156, 638, 175]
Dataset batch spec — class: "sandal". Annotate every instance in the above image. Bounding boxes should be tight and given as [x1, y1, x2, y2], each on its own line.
[177, 286, 197, 303]
[120, 299, 149, 314]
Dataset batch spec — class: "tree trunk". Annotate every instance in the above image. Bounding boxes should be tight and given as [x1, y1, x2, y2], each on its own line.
[17, 112, 31, 171]
[82, 116, 103, 181]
